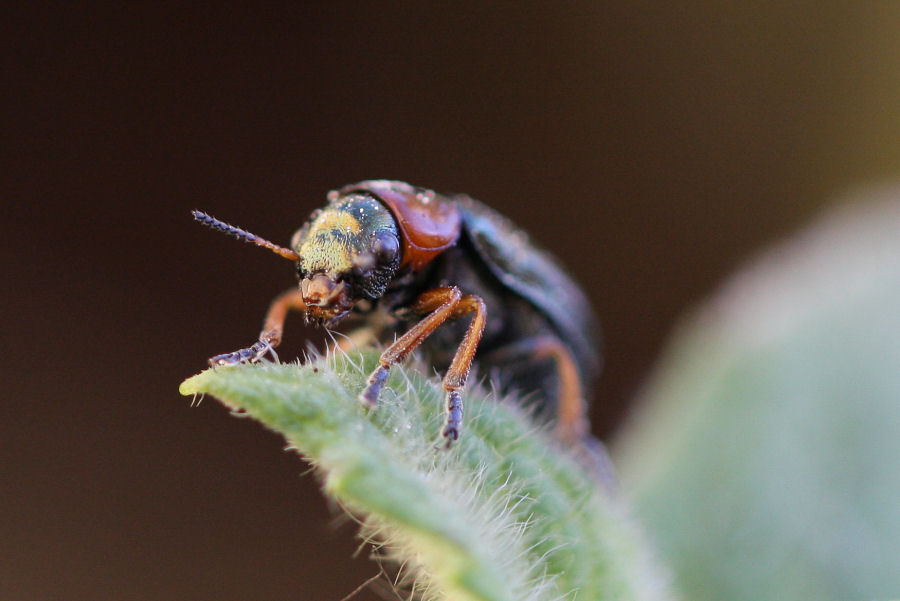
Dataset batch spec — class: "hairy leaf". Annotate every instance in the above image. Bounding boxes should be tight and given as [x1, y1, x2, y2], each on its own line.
[181, 351, 672, 601]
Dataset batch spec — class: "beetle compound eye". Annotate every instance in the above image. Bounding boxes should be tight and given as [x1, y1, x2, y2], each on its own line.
[372, 232, 400, 266]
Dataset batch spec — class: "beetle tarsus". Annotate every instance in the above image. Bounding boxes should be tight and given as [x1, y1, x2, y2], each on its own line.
[442, 390, 463, 444]
[359, 364, 389, 408]
[208, 339, 273, 367]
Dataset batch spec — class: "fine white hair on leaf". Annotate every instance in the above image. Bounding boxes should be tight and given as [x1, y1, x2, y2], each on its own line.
[181, 348, 674, 601]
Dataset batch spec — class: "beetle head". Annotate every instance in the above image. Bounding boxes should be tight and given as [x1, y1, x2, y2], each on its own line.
[291, 193, 401, 325]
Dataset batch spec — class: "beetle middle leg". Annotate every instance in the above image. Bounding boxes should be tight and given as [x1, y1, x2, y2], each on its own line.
[359, 286, 486, 443]
[209, 288, 306, 366]
[530, 338, 589, 444]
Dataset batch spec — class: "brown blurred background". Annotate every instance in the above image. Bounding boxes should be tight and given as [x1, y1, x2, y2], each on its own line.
[3, 4, 899, 600]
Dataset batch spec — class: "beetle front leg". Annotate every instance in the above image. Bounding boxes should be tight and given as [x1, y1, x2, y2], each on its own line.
[439, 295, 486, 442]
[359, 287, 486, 445]
[209, 339, 277, 366]
[209, 288, 306, 367]
[359, 287, 462, 407]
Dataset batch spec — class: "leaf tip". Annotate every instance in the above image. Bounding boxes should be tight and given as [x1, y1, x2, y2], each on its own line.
[178, 371, 210, 396]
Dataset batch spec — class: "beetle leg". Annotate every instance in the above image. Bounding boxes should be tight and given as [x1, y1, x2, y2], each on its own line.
[482, 336, 588, 444]
[359, 286, 463, 408]
[438, 294, 487, 443]
[209, 288, 306, 367]
[528, 338, 588, 444]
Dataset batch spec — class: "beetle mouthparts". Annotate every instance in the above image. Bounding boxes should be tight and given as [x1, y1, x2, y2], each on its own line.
[303, 307, 350, 328]
[300, 274, 348, 306]
[300, 275, 353, 328]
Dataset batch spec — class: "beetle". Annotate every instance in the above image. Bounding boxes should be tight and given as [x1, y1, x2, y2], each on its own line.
[193, 180, 601, 444]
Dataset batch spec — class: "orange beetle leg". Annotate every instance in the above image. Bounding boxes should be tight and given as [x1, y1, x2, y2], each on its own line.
[528, 338, 588, 444]
[483, 336, 588, 444]
[440, 294, 486, 442]
[358, 286, 462, 408]
[358, 286, 486, 444]
[209, 288, 306, 366]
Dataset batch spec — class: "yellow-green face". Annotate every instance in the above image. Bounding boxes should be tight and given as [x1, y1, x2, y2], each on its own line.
[296, 206, 366, 275]
[291, 194, 401, 323]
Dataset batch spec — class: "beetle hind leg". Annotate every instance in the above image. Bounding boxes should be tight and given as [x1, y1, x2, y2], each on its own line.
[208, 288, 306, 367]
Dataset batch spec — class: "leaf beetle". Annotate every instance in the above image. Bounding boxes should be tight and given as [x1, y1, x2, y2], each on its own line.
[193, 180, 601, 445]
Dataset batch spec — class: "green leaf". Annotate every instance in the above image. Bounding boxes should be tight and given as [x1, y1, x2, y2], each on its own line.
[180, 351, 673, 601]
[615, 193, 900, 601]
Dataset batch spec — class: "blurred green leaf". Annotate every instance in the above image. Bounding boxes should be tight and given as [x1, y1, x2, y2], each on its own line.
[616, 190, 900, 601]
[181, 351, 672, 601]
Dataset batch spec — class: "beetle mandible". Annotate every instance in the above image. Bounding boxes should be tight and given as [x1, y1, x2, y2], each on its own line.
[193, 180, 601, 444]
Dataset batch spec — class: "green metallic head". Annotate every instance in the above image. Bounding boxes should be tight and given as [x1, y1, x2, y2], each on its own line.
[290, 193, 401, 324]
[192, 192, 402, 327]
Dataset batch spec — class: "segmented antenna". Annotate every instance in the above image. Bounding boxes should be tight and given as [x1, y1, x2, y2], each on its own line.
[192, 210, 300, 261]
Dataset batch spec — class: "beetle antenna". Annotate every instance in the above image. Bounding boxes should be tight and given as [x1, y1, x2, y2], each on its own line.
[192, 210, 300, 261]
